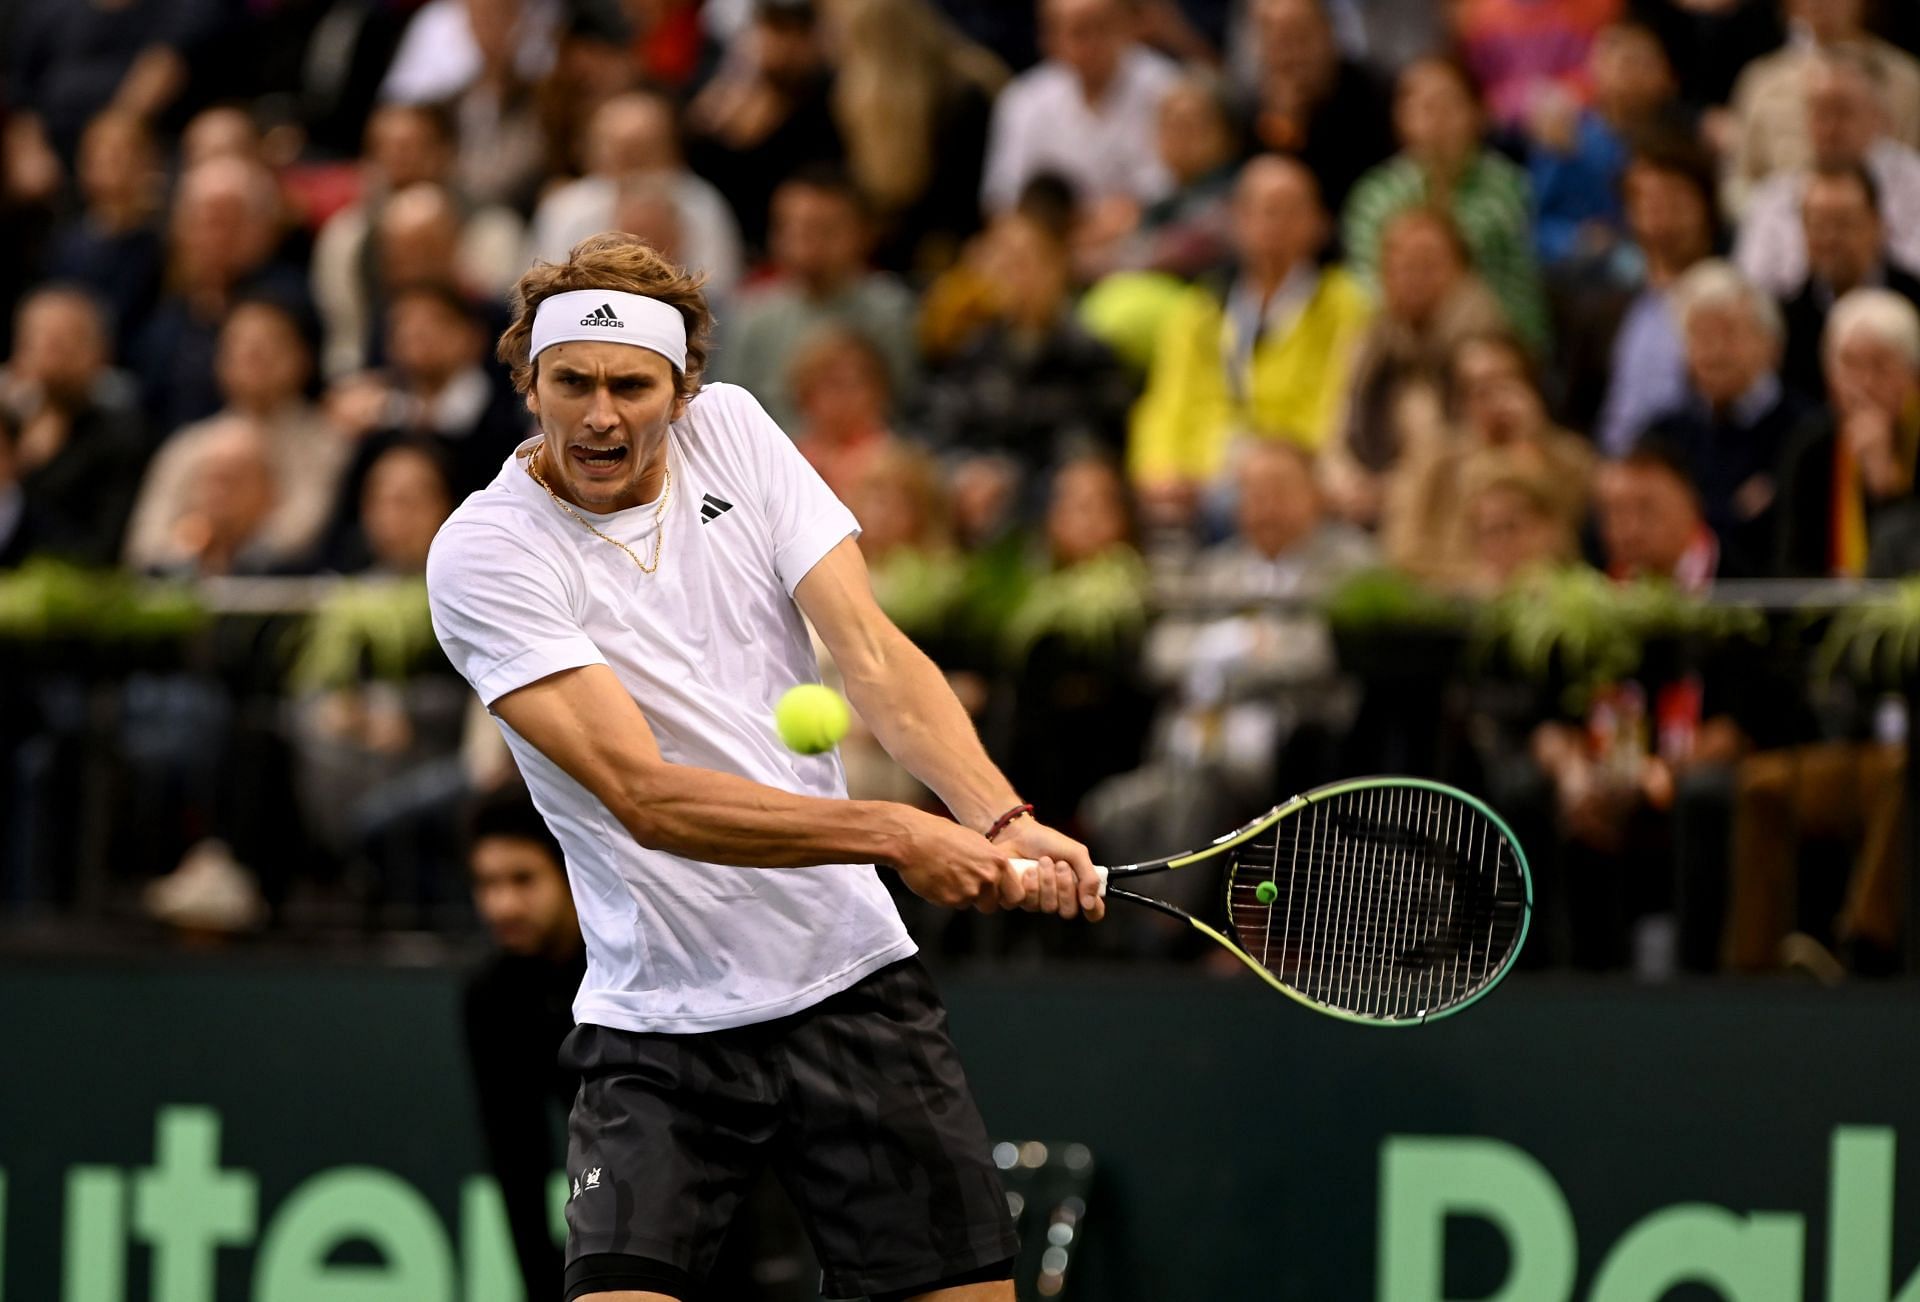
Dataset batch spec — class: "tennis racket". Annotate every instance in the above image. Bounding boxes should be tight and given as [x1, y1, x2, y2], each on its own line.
[1016, 776, 1531, 1025]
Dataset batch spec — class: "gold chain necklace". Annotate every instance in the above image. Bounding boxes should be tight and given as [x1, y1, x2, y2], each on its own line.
[525, 441, 672, 574]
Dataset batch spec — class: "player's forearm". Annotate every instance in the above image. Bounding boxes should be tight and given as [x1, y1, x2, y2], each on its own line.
[840, 630, 1021, 834]
[617, 761, 924, 868]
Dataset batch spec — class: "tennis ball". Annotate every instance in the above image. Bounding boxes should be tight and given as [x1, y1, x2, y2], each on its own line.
[775, 684, 850, 754]
[1254, 880, 1279, 905]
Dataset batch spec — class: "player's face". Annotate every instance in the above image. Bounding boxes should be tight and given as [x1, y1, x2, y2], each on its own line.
[527, 341, 687, 513]
[471, 836, 577, 956]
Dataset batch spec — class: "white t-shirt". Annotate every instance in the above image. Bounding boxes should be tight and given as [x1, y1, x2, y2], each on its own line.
[427, 382, 915, 1033]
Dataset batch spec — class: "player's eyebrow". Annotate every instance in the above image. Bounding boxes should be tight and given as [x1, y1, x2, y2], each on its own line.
[551, 364, 656, 384]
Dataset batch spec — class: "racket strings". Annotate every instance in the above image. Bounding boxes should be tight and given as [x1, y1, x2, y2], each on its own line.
[1226, 786, 1526, 1021]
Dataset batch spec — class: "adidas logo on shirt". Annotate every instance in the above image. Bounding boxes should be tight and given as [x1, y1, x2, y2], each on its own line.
[700, 494, 733, 524]
[579, 303, 625, 328]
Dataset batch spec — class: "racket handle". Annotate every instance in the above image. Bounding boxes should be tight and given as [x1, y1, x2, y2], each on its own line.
[1009, 858, 1109, 895]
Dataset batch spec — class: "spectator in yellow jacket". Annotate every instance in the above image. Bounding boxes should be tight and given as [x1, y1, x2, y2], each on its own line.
[1128, 155, 1372, 525]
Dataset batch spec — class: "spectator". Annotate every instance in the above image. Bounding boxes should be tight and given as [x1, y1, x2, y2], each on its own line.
[358, 440, 457, 576]
[999, 454, 1152, 821]
[1596, 438, 1720, 587]
[123, 298, 344, 573]
[980, 0, 1179, 214]
[0, 287, 145, 567]
[787, 325, 898, 504]
[1451, 0, 1624, 136]
[711, 170, 917, 429]
[178, 104, 266, 168]
[1780, 165, 1920, 395]
[529, 2, 645, 187]
[1725, 716, 1905, 975]
[288, 440, 470, 919]
[1321, 206, 1508, 528]
[44, 110, 165, 356]
[324, 282, 528, 566]
[147, 416, 285, 577]
[380, 0, 559, 108]
[1086, 439, 1376, 890]
[684, 0, 846, 254]
[1381, 333, 1593, 588]
[525, 91, 743, 303]
[831, 0, 1009, 273]
[1527, 21, 1681, 269]
[1240, 0, 1395, 215]
[1723, 0, 1920, 216]
[608, 176, 692, 271]
[1129, 156, 1373, 523]
[850, 441, 964, 640]
[1641, 261, 1807, 576]
[1530, 444, 1746, 970]
[1777, 288, 1920, 576]
[1734, 52, 1920, 297]
[311, 105, 525, 378]
[136, 156, 309, 436]
[1462, 454, 1580, 592]
[835, 443, 968, 807]
[1592, 138, 1721, 456]
[460, 788, 585, 1302]
[921, 210, 1137, 479]
[5, 0, 222, 165]
[1344, 57, 1548, 350]
[1079, 71, 1242, 281]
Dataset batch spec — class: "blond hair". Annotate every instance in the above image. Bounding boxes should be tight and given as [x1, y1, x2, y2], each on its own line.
[829, 0, 1008, 214]
[497, 232, 714, 401]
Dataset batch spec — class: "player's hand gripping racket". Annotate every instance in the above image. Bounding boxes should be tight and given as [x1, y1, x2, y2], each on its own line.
[1015, 777, 1531, 1025]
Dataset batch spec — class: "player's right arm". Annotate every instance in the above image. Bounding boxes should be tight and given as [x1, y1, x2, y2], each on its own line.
[490, 663, 1023, 911]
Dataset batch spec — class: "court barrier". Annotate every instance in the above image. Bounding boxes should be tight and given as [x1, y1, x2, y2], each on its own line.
[2, 956, 1917, 1301]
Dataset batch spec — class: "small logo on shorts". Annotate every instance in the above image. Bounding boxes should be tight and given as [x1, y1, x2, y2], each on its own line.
[584, 1166, 602, 1189]
[580, 304, 625, 328]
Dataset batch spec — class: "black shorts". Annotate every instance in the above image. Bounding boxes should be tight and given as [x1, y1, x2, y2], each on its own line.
[558, 957, 1020, 1301]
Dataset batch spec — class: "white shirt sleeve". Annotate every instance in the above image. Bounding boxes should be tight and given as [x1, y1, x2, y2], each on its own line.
[427, 521, 609, 706]
[980, 78, 1030, 214]
[719, 386, 860, 594]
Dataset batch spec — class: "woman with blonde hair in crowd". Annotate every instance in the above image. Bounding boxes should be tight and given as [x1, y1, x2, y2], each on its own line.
[1380, 332, 1593, 589]
[825, 0, 1009, 272]
[1320, 205, 1509, 527]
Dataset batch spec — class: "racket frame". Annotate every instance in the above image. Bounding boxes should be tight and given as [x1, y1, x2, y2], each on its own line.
[1049, 777, 1534, 1026]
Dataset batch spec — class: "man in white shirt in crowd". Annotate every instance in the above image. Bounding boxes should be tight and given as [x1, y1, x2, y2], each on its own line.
[427, 232, 1100, 1302]
[981, 0, 1178, 213]
[526, 89, 743, 304]
[1735, 51, 1920, 297]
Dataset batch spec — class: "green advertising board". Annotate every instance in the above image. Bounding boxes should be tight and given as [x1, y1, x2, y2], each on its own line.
[1, 957, 1918, 1301]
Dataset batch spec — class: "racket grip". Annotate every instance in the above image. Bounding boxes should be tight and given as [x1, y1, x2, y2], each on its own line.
[1009, 858, 1109, 895]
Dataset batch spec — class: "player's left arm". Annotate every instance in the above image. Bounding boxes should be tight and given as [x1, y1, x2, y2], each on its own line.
[795, 537, 1105, 920]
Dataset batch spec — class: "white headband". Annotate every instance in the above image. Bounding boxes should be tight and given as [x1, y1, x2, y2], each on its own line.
[530, 289, 688, 371]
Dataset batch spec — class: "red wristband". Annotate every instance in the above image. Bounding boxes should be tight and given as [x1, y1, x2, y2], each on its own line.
[985, 803, 1034, 842]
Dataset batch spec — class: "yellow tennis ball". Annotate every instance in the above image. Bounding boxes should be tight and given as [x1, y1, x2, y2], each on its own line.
[774, 684, 850, 755]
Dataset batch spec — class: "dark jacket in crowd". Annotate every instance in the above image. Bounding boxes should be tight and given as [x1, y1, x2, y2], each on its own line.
[1774, 407, 1920, 578]
[1780, 263, 1920, 399]
[463, 947, 587, 1302]
[15, 396, 147, 568]
[1642, 379, 1809, 578]
[1247, 58, 1397, 218]
[918, 316, 1137, 474]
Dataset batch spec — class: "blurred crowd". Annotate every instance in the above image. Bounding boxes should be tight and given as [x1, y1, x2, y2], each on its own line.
[3, 0, 1920, 978]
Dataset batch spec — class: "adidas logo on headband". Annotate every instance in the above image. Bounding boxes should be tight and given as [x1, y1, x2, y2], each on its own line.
[579, 304, 626, 329]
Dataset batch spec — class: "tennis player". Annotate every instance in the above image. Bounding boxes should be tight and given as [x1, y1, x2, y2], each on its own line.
[426, 231, 1104, 1302]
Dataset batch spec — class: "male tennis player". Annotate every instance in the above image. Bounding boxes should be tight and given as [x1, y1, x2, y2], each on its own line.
[426, 232, 1104, 1302]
